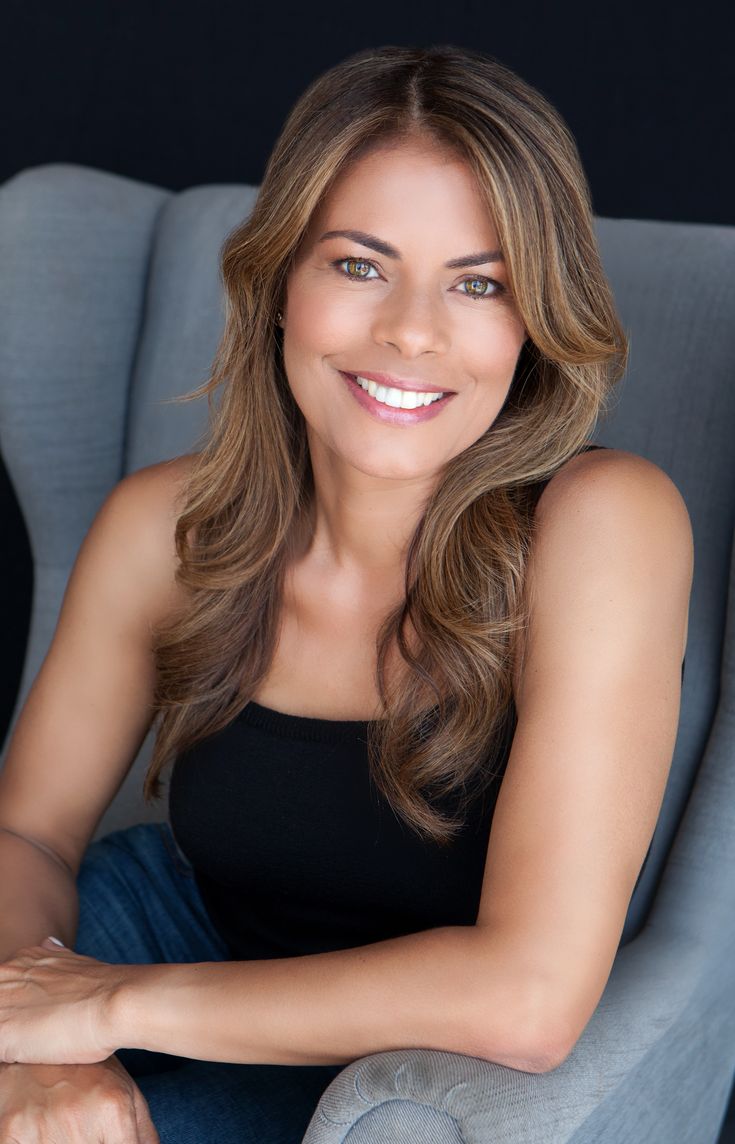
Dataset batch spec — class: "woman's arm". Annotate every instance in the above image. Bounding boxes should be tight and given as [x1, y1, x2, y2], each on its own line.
[110, 922, 545, 1070]
[0, 828, 78, 963]
[0, 456, 194, 950]
[108, 449, 692, 1074]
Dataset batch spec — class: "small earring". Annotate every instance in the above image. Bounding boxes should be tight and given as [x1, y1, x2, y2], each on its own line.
[276, 309, 283, 325]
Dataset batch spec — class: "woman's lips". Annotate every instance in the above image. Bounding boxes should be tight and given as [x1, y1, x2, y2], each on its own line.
[343, 369, 448, 393]
[338, 370, 455, 426]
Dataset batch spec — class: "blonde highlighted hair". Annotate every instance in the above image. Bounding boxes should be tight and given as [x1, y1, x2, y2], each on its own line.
[145, 44, 627, 845]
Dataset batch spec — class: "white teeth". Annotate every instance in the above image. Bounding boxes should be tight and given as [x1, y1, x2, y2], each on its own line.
[352, 375, 445, 409]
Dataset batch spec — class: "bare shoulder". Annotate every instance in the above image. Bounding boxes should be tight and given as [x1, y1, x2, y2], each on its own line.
[533, 445, 693, 570]
[104, 450, 201, 627]
[515, 446, 694, 698]
[111, 451, 198, 550]
[108, 453, 196, 523]
[536, 446, 691, 529]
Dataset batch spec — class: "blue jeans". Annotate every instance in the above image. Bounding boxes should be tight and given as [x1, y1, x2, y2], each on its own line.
[74, 821, 343, 1143]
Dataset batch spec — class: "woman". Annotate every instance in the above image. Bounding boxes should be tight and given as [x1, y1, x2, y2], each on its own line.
[0, 43, 692, 1143]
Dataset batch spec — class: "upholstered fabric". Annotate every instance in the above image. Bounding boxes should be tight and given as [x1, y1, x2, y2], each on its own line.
[1, 164, 734, 1141]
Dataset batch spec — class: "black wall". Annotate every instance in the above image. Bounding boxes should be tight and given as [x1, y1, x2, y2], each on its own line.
[2, 0, 732, 743]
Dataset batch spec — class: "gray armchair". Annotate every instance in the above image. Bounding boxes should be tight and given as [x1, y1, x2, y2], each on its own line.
[1, 164, 734, 1143]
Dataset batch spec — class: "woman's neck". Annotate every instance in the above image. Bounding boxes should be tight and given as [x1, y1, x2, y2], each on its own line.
[293, 456, 437, 581]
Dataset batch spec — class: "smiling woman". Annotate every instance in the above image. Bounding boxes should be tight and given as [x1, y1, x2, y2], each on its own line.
[282, 146, 526, 456]
[0, 40, 692, 1144]
[147, 43, 630, 849]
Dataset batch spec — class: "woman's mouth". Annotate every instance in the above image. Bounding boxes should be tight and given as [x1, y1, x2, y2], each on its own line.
[338, 370, 456, 425]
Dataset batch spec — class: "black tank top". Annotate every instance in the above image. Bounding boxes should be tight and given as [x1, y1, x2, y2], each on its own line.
[168, 444, 614, 960]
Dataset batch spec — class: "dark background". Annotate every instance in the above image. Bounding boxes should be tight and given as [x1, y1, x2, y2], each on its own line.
[2, 0, 732, 746]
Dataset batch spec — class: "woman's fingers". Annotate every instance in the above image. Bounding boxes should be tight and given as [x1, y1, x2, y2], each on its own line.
[0, 1057, 160, 1143]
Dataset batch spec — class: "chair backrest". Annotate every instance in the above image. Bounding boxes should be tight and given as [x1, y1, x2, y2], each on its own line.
[1, 164, 734, 943]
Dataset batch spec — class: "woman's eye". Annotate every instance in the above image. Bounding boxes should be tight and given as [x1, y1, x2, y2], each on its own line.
[457, 275, 504, 300]
[331, 257, 380, 281]
[330, 258, 505, 301]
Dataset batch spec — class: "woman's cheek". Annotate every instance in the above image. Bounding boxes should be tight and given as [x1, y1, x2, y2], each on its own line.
[286, 275, 368, 352]
[470, 333, 526, 388]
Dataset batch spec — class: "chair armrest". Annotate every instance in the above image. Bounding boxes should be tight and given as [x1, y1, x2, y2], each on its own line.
[303, 911, 735, 1142]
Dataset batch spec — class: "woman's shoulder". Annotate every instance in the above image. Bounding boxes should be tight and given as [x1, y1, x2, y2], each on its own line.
[527, 444, 693, 634]
[534, 445, 688, 527]
[513, 445, 693, 701]
[107, 451, 201, 626]
[118, 451, 199, 510]
[113, 450, 196, 501]
[113, 451, 199, 548]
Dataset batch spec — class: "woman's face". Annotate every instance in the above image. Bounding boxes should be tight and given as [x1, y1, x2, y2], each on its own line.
[281, 141, 528, 483]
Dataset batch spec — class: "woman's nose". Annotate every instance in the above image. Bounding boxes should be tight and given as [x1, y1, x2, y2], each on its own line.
[371, 289, 450, 358]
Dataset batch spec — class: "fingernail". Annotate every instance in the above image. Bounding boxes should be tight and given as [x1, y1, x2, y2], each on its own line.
[46, 936, 66, 947]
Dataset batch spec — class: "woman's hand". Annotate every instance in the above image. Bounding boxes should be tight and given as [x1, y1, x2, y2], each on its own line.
[0, 1055, 160, 1143]
[0, 939, 127, 1065]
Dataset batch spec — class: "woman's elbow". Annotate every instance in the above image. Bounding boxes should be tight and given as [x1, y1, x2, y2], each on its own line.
[470, 1030, 573, 1074]
[469, 979, 579, 1074]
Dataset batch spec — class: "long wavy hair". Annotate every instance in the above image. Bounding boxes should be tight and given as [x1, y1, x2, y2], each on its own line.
[145, 43, 628, 845]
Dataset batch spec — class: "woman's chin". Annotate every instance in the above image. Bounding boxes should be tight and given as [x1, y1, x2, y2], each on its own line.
[340, 451, 445, 484]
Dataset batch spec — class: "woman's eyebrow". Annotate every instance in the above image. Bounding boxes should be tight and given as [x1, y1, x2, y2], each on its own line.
[318, 229, 504, 269]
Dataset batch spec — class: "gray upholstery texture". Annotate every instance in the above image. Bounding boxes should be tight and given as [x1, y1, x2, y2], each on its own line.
[0, 164, 733, 1142]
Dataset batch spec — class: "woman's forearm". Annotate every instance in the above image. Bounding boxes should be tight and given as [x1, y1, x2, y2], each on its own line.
[111, 924, 546, 1071]
[0, 828, 79, 961]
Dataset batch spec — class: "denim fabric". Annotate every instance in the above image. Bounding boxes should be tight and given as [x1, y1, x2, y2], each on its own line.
[74, 821, 343, 1143]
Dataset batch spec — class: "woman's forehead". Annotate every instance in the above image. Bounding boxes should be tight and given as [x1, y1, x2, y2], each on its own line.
[301, 147, 500, 256]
